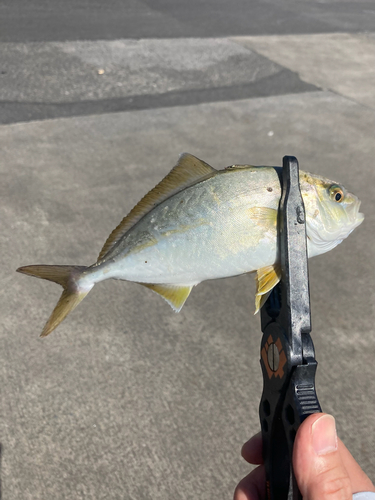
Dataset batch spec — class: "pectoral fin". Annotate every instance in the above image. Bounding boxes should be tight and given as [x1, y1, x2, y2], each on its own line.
[139, 283, 193, 312]
[248, 207, 278, 226]
[254, 264, 281, 314]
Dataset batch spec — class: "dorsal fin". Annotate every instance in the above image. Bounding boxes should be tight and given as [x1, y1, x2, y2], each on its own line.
[97, 153, 216, 262]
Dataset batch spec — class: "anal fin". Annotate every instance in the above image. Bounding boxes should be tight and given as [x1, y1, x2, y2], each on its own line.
[254, 264, 281, 314]
[139, 283, 193, 312]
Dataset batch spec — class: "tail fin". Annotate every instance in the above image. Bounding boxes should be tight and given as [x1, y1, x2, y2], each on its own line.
[16, 265, 92, 337]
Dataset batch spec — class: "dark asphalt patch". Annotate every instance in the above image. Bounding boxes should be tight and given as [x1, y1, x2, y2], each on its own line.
[0, 69, 319, 124]
[0, 0, 373, 42]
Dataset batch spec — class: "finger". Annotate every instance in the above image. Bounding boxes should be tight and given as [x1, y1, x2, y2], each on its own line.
[234, 465, 266, 500]
[293, 413, 355, 499]
[241, 432, 263, 465]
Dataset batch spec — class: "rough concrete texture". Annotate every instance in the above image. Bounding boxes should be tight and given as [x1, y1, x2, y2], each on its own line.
[1, 39, 279, 102]
[234, 33, 375, 109]
[1, 26, 375, 500]
[0, 38, 317, 124]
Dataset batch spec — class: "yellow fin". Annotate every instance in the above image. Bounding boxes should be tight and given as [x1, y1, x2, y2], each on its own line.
[97, 153, 216, 262]
[254, 264, 281, 314]
[16, 264, 91, 337]
[139, 283, 193, 312]
[17, 264, 86, 286]
[248, 207, 278, 225]
[40, 288, 89, 337]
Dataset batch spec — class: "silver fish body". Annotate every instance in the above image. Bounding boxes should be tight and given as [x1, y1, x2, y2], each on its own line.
[17, 153, 364, 337]
[87, 166, 281, 287]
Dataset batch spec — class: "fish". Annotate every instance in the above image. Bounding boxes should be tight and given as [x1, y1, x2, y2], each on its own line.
[17, 153, 364, 337]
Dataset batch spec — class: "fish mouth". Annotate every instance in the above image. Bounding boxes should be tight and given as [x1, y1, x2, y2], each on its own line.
[347, 196, 364, 228]
[355, 200, 364, 226]
[354, 212, 364, 230]
[352, 203, 365, 231]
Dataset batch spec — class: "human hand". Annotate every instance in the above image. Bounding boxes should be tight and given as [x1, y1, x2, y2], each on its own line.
[234, 413, 375, 500]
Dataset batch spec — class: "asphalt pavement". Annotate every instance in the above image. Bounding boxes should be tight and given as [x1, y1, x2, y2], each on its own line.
[1, 2, 375, 499]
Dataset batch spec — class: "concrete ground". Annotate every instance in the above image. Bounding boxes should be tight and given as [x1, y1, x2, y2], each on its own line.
[1, 2, 374, 499]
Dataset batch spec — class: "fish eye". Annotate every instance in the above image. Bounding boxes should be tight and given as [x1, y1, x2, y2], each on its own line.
[329, 185, 344, 203]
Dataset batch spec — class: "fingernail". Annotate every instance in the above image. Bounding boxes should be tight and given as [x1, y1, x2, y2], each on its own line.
[312, 414, 338, 456]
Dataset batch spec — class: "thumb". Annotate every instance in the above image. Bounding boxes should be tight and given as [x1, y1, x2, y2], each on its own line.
[293, 413, 351, 500]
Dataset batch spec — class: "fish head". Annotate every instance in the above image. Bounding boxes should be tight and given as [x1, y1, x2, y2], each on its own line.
[300, 171, 364, 257]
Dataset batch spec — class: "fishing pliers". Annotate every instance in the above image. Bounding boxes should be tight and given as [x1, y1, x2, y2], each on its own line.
[259, 155, 321, 500]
